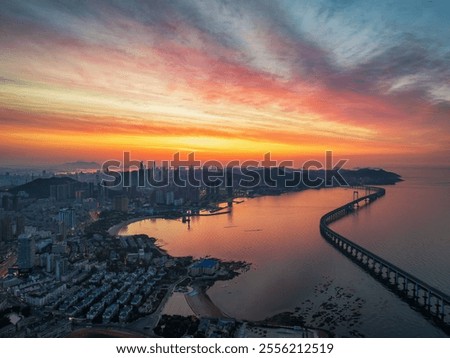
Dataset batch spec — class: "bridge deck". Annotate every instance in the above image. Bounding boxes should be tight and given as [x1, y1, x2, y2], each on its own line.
[319, 186, 450, 333]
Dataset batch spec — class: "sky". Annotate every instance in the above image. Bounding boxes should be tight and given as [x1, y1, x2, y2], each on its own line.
[0, 0, 449, 168]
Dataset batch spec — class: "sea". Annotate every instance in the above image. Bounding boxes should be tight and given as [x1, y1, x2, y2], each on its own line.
[119, 166, 450, 337]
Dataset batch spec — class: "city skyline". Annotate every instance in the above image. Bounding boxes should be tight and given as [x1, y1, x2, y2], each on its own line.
[1, 2, 450, 339]
[1, 1, 449, 168]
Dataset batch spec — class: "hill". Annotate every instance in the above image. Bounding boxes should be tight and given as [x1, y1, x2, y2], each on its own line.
[8, 177, 80, 198]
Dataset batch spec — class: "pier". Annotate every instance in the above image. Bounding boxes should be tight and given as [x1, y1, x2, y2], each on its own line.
[320, 186, 450, 333]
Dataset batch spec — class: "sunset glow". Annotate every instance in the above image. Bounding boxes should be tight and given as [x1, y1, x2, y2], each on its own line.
[1, 1, 449, 167]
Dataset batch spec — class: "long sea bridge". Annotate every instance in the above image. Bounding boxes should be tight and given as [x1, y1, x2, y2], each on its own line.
[319, 186, 450, 334]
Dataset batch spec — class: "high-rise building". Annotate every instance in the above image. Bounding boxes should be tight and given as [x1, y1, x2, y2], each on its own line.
[18, 233, 35, 272]
[189, 187, 200, 204]
[12, 196, 19, 211]
[226, 168, 234, 198]
[88, 182, 95, 198]
[1, 195, 10, 211]
[50, 183, 76, 201]
[1, 216, 13, 242]
[16, 215, 25, 236]
[46, 253, 54, 273]
[57, 184, 69, 200]
[155, 190, 164, 205]
[113, 195, 129, 212]
[58, 208, 76, 238]
[75, 190, 85, 202]
[55, 255, 68, 281]
[58, 208, 76, 230]
[49, 185, 57, 200]
[50, 184, 70, 201]
[165, 191, 175, 205]
[98, 183, 109, 203]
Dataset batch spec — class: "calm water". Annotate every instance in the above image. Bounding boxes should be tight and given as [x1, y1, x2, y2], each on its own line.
[120, 167, 450, 337]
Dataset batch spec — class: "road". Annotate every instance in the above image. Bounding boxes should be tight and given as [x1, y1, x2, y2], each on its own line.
[185, 284, 227, 318]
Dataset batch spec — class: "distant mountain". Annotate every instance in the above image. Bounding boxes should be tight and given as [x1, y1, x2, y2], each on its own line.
[8, 177, 80, 198]
[51, 161, 101, 172]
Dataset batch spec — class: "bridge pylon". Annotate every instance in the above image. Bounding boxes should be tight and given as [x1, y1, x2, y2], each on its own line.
[353, 190, 359, 207]
[320, 186, 450, 334]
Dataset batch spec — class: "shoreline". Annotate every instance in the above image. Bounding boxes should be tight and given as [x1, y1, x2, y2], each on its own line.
[108, 209, 233, 237]
[107, 210, 231, 236]
[108, 216, 160, 236]
[107, 215, 173, 236]
[106, 174, 403, 239]
[104, 183, 403, 335]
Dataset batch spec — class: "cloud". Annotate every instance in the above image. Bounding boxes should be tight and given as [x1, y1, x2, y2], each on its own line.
[0, 0, 449, 164]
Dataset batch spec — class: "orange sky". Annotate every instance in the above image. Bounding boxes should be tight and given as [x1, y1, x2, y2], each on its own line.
[0, 1, 449, 168]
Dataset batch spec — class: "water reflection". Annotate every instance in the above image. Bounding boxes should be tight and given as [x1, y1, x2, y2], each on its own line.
[120, 168, 449, 337]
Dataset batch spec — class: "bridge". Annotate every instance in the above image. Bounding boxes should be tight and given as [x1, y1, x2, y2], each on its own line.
[320, 186, 450, 334]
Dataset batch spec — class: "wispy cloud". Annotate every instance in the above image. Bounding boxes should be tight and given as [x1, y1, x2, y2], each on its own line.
[0, 0, 449, 165]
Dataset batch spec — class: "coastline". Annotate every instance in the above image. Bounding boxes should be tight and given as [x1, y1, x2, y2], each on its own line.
[108, 216, 155, 236]
[103, 179, 406, 336]
[108, 210, 232, 237]
[106, 168, 403, 239]
[90, 174, 449, 338]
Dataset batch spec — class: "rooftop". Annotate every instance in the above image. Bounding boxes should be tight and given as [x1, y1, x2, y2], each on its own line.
[192, 259, 218, 269]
